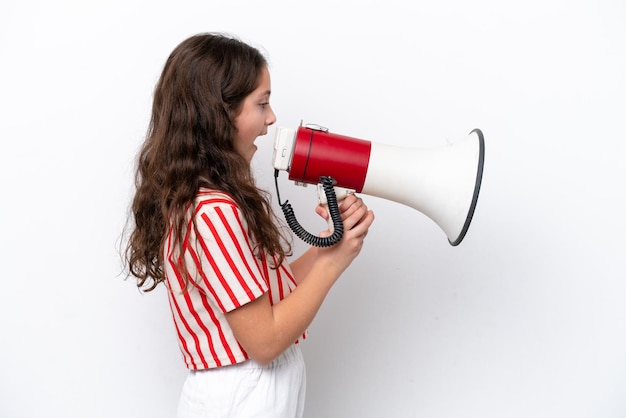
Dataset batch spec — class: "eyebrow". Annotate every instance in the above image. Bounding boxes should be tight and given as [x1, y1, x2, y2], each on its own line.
[255, 90, 271, 101]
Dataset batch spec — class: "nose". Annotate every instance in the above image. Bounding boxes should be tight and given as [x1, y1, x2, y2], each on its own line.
[266, 105, 277, 126]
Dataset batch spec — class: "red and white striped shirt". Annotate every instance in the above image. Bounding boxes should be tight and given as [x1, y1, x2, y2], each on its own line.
[163, 189, 305, 370]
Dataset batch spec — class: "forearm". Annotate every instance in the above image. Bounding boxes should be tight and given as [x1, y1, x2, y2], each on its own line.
[270, 262, 342, 353]
[226, 259, 343, 365]
[288, 246, 319, 284]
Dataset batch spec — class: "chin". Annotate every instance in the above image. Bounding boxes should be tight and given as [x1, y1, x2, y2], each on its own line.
[247, 148, 257, 162]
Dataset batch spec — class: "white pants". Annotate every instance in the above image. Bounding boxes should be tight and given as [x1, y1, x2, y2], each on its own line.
[176, 345, 306, 418]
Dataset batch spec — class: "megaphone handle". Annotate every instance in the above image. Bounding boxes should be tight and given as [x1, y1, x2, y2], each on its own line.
[317, 185, 355, 231]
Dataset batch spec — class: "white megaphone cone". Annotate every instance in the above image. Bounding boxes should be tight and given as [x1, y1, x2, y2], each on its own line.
[272, 124, 485, 246]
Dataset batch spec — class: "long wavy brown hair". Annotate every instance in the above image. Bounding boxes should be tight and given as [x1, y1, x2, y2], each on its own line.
[125, 33, 291, 292]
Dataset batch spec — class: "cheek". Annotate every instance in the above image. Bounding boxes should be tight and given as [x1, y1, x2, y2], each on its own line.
[240, 124, 256, 142]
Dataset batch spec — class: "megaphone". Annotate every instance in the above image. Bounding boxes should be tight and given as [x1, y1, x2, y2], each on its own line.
[272, 123, 485, 247]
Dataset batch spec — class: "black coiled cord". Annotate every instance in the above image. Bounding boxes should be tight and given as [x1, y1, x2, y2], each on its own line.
[274, 172, 344, 247]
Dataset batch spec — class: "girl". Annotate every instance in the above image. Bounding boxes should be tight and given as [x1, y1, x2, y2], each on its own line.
[125, 33, 374, 418]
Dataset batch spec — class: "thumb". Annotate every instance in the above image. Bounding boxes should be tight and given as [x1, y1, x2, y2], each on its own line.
[318, 228, 332, 238]
[315, 204, 329, 220]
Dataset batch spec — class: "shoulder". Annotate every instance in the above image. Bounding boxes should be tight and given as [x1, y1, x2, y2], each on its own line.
[194, 189, 238, 209]
[192, 189, 244, 225]
[191, 189, 255, 252]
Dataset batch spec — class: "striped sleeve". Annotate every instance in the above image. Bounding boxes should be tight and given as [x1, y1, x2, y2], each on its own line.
[163, 191, 305, 369]
[186, 196, 269, 313]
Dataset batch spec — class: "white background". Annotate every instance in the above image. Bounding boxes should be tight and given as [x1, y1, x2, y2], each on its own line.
[1, 1, 625, 417]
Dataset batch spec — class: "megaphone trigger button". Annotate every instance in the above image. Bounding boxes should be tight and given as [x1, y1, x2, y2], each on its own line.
[305, 123, 329, 132]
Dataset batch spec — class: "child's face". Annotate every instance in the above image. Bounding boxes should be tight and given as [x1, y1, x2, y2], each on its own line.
[233, 66, 276, 163]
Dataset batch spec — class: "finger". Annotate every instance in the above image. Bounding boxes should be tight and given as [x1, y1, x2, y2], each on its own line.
[343, 193, 358, 204]
[344, 203, 372, 230]
[315, 204, 329, 220]
[339, 194, 358, 212]
[340, 198, 365, 221]
[342, 208, 362, 230]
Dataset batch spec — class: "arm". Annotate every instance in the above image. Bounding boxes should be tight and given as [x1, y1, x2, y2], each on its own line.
[225, 194, 374, 365]
[288, 247, 318, 286]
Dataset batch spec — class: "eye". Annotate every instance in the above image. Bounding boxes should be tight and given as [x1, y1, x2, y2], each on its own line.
[259, 102, 269, 108]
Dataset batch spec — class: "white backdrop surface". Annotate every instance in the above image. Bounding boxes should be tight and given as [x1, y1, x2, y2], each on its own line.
[1, 1, 625, 417]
